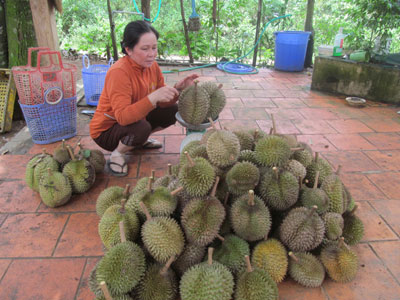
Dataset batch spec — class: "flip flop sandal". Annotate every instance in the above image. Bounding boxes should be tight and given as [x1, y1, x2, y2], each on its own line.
[141, 138, 163, 149]
[106, 159, 128, 177]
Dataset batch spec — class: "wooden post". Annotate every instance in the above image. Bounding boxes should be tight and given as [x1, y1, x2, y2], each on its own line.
[252, 0, 263, 67]
[179, 0, 194, 63]
[107, 0, 119, 61]
[29, 0, 59, 51]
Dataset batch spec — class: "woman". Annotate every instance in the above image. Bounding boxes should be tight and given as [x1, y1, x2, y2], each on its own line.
[90, 20, 198, 176]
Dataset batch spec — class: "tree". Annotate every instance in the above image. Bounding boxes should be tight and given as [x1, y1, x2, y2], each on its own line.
[0, 0, 7, 67]
[304, 0, 315, 68]
[141, 0, 151, 21]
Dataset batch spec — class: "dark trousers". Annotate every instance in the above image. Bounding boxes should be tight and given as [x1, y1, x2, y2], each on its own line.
[93, 104, 177, 151]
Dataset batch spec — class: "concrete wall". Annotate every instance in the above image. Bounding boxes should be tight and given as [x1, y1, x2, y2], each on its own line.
[311, 56, 400, 105]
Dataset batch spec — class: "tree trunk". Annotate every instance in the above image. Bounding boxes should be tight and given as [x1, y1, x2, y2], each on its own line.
[0, 1, 8, 67]
[179, 0, 193, 63]
[252, 0, 263, 67]
[5, 0, 37, 68]
[107, 0, 119, 61]
[304, 0, 315, 68]
[141, 0, 151, 21]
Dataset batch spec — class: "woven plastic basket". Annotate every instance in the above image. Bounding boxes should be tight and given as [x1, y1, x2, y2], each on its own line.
[19, 87, 77, 144]
[81, 55, 112, 106]
[0, 69, 16, 133]
[12, 48, 77, 105]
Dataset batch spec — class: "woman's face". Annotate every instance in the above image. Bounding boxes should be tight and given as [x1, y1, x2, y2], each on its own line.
[126, 32, 158, 68]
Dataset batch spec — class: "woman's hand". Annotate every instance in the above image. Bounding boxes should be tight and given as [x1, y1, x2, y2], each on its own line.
[148, 86, 179, 107]
[174, 74, 200, 92]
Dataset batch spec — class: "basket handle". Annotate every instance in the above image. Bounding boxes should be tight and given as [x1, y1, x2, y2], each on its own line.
[37, 51, 64, 71]
[44, 87, 63, 105]
[27, 47, 51, 67]
[82, 55, 90, 69]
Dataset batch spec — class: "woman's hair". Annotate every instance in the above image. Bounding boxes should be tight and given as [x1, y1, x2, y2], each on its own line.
[120, 20, 159, 55]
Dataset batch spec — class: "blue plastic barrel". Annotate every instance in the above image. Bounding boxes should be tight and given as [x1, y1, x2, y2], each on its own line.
[274, 31, 311, 72]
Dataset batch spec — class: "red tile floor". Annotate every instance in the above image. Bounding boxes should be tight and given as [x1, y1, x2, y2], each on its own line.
[0, 66, 399, 300]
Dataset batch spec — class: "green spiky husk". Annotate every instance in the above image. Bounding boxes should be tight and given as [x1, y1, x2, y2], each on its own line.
[252, 239, 288, 283]
[96, 186, 125, 217]
[283, 159, 307, 181]
[300, 187, 330, 214]
[38, 171, 72, 208]
[181, 198, 226, 246]
[254, 136, 291, 167]
[291, 142, 313, 167]
[235, 268, 278, 300]
[96, 241, 146, 296]
[233, 130, 255, 151]
[238, 150, 259, 165]
[26, 154, 59, 192]
[288, 252, 325, 288]
[201, 81, 226, 121]
[305, 157, 333, 188]
[173, 243, 206, 276]
[178, 84, 210, 125]
[342, 213, 364, 246]
[226, 161, 260, 196]
[206, 130, 241, 168]
[142, 216, 185, 263]
[322, 212, 344, 241]
[62, 158, 96, 193]
[321, 174, 346, 214]
[180, 261, 234, 300]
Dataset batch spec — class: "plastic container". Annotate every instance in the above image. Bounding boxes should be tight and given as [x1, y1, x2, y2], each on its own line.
[81, 55, 112, 106]
[19, 87, 77, 144]
[274, 31, 311, 72]
[318, 45, 334, 56]
[349, 51, 370, 62]
[333, 28, 346, 57]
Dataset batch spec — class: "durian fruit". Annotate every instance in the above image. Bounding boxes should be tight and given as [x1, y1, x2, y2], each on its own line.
[226, 161, 260, 196]
[233, 130, 254, 151]
[200, 128, 217, 145]
[206, 128, 241, 168]
[128, 177, 180, 217]
[98, 282, 133, 300]
[247, 129, 268, 145]
[181, 177, 226, 246]
[292, 142, 313, 168]
[96, 184, 130, 217]
[96, 235, 146, 296]
[26, 149, 59, 192]
[258, 167, 299, 211]
[321, 165, 347, 214]
[213, 234, 250, 276]
[98, 198, 140, 249]
[178, 152, 216, 197]
[179, 141, 208, 166]
[173, 242, 206, 276]
[288, 252, 325, 288]
[252, 238, 288, 283]
[283, 159, 307, 181]
[137, 256, 178, 300]
[254, 135, 291, 167]
[62, 146, 96, 194]
[305, 152, 333, 188]
[234, 255, 278, 300]
[343, 184, 356, 212]
[77, 142, 106, 173]
[238, 150, 259, 165]
[140, 202, 185, 263]
[279, 206, 325, 252]
[300, 171, 330, 214]
[38, 168, 72, 208]
[180, 248, 234, 300]
[132, 175, 155, 194]
[320, 237, 358, 283]
[178, 81, 210, 125]
[53, 139, 71, 166]
[200, 81, 226, 121]
[230, 190, 271, 242]
[323, 212, 344, 241]
[342, 205, 364, 246]
[153, 164, 175, 188]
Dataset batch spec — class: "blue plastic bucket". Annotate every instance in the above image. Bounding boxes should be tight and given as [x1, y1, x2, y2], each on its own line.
[274, 31, 311, 72]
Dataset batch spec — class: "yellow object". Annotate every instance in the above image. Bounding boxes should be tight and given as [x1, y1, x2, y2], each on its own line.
[0, 69, 16, 133]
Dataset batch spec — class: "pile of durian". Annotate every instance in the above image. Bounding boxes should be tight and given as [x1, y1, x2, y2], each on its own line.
[91, 117, 364, 300]
[25, 140, 105, 208]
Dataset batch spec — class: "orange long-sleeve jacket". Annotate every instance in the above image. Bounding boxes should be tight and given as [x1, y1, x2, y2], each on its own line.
[89, 55, 165, 139]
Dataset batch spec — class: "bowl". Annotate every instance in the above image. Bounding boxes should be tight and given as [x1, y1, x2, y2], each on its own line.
[345, 97, 366, 107]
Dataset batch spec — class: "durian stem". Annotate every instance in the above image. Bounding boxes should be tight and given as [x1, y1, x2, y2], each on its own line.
[254, 129, 259, 140]
[350, 204, 358, 215]
[216, 234, 224, 242]
[171, 186, 183, 196]
[224, 192, 229, 206]
[248, 190, 255, 206]
[184, 151, 195, 167]
[218, 83, 223, 89]
[271, 113, 277, 135]
[119, 221, 126, 243]
[139, 202, 152, 221]
[47, 168, 52, 177]
[336, 165, 342, 176]
[338, 237, 350, 250]
[151, 170, 156, 181]
[207, 247, 214, 265]
[160, 255, 175, 276]
[313, 171, 320, 189]
[100, 281, 113, 300]
[290, 147, 303, 151]
[66, 145, 75, 160]
[288, 251, 299, 263]
[77, 142, 83, 150]
[120, 198, 126, 214]
[273, 167, 279, 180]
[210, 176, 220, 197]
[167, 163, 172, 176]
[314, 152, 319, 163]
[147, 175, 154, 192]
[269, 128, 273, 135]
[245, 255, 253, 273]
[208, 117, 217, 130]
[123, 184, 131, 198]
[61, 139, 65, 149]
[308, 205, 318, 218]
